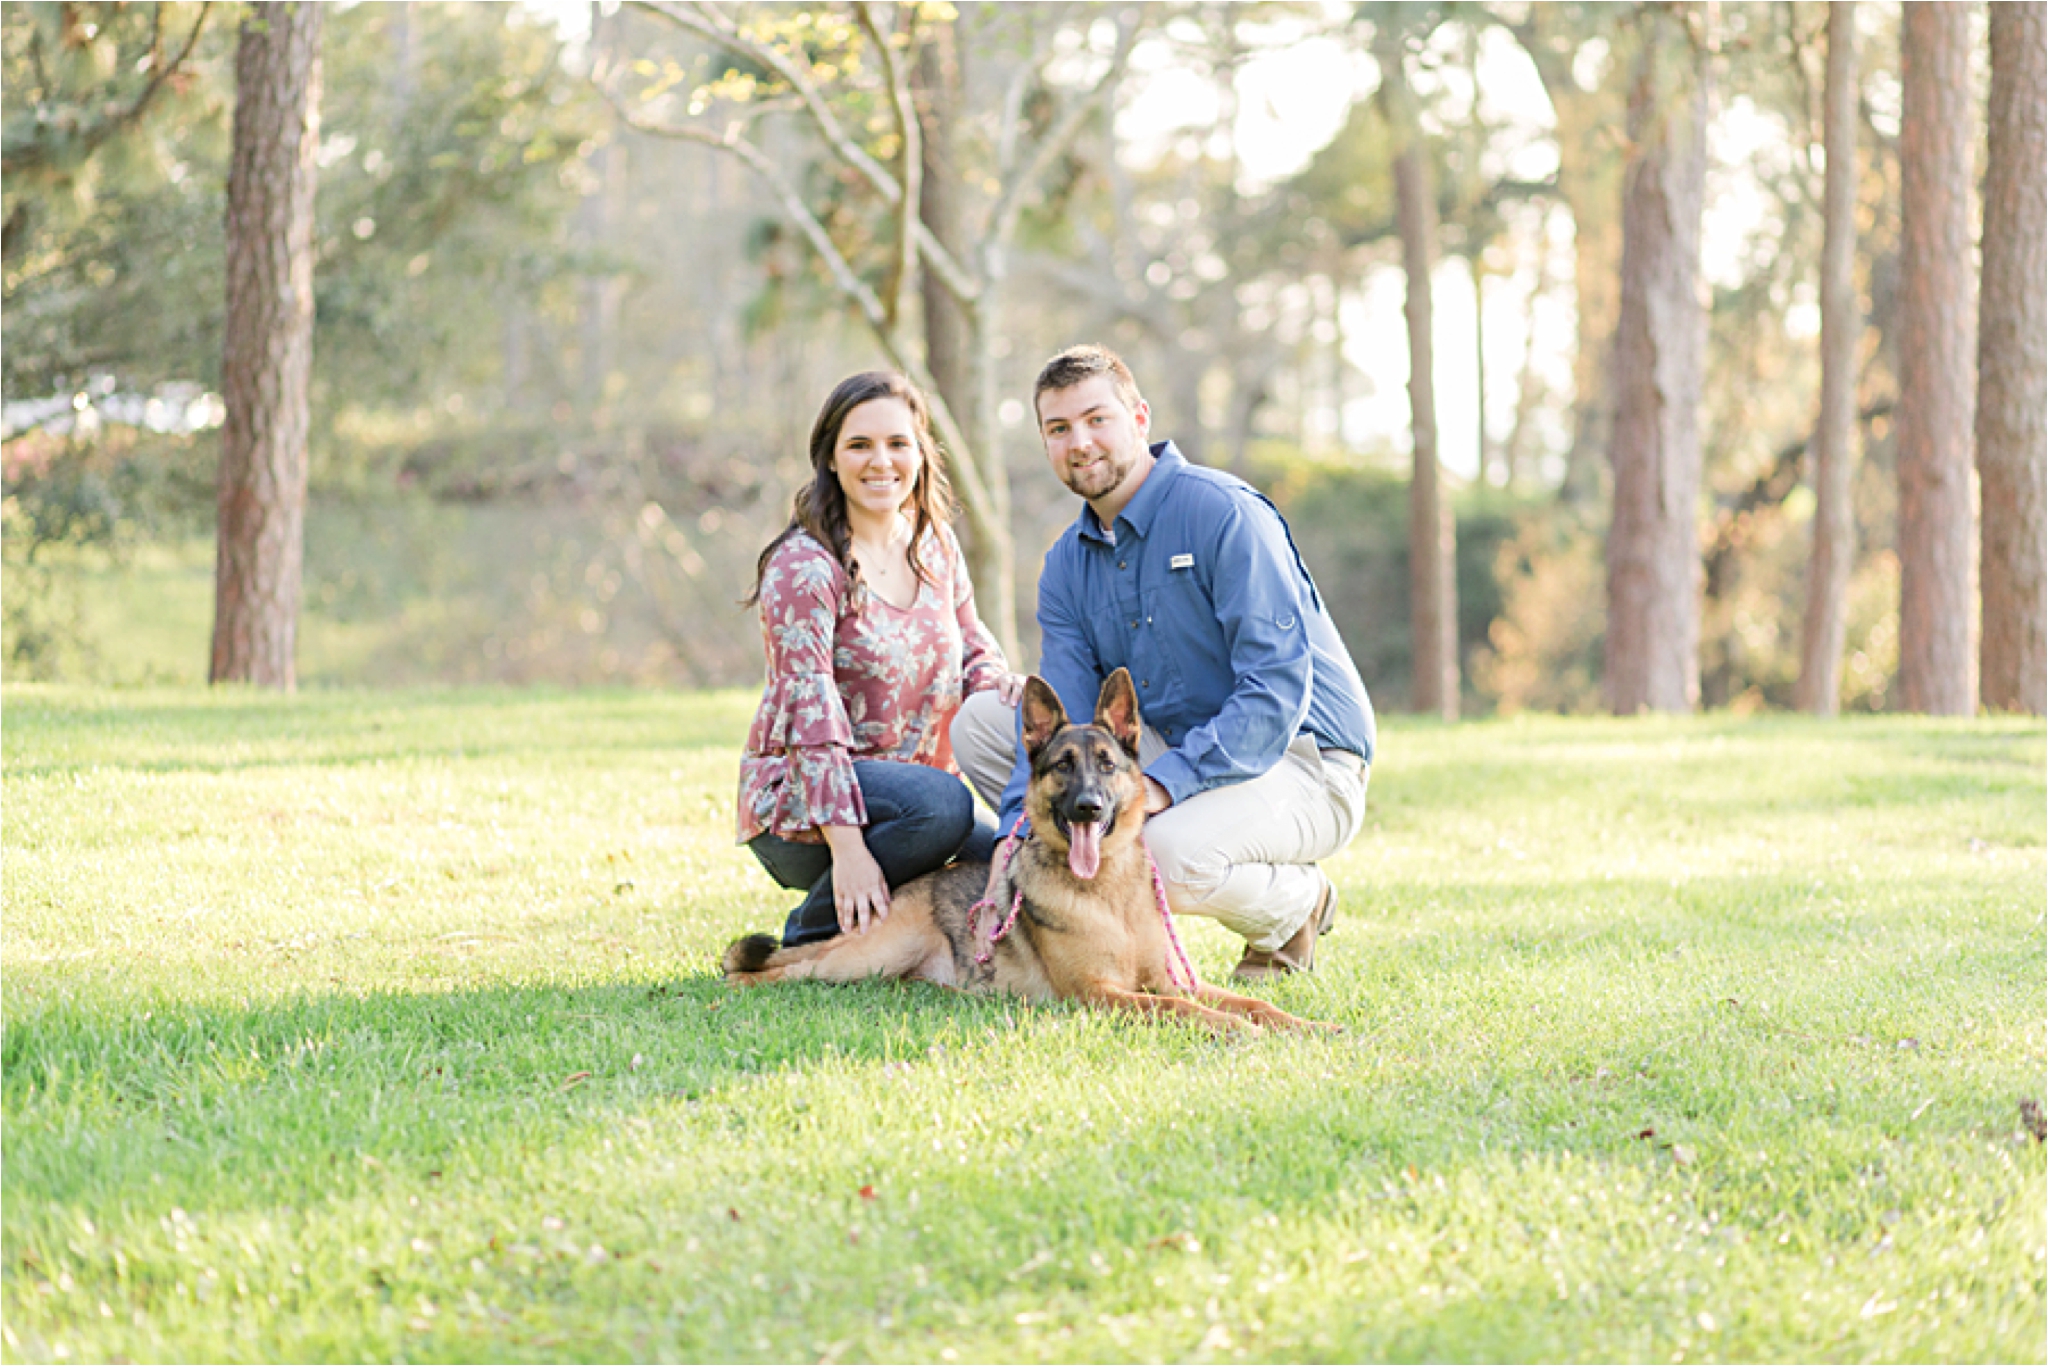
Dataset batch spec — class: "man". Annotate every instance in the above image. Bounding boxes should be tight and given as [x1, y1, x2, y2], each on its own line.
[950, 344, 1375, 979]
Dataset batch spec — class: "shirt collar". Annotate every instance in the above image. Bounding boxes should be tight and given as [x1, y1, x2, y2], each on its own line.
[1077, 440, 1185, 544]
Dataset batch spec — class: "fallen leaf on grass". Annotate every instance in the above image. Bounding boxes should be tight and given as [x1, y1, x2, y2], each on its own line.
[1147, 1231, 1201, 1252]
[1635, 1127, 1657, 1141]
[727, 1208, 742, 1222]
[560, 1071, 592, 1090]
[858, 1185, 877, 1201]
[1669, 1144, 1697, 1167]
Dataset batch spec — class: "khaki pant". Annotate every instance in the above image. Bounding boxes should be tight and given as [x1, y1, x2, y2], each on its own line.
[949, 690, 1369, 952]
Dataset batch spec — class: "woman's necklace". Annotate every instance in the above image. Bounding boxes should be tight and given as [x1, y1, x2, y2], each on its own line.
[850, 522, 918, 609]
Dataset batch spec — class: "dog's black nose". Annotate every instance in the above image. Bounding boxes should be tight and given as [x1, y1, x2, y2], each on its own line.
[1070, 794, 1104, 823]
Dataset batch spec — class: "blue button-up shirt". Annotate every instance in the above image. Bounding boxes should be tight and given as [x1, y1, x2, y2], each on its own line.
[997, 441, 1375, 836]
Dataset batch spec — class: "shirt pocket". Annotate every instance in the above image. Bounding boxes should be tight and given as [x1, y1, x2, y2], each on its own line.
[1133, 573, 1215, 719]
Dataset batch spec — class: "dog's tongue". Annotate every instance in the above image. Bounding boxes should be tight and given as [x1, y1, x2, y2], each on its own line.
[1067, 820, 1105, 880]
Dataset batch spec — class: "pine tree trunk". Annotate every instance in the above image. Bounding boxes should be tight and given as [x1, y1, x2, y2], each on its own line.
[1896, 2, 1977, 715]
[211, 2, 322, 689]
[1797, 2, 1863, 715]
[1603, 9, 1708, 714]
[1977, 1, 2047, 715]
[1394, 142, 1459, 719]
[1554, 97, 1626, 506]
[1378, 32, 1458, 720]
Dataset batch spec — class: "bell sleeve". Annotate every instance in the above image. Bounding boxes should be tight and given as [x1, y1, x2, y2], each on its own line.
[753, 544, 867, 834]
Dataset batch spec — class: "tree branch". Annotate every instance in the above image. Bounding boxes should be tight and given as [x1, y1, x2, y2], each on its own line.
[628, 0, 981, 305]
[601, 76, 1000, 542]
[988, 7, 1143, 252]
[855, 0, 920, 332]
[1, 1, 214, 177]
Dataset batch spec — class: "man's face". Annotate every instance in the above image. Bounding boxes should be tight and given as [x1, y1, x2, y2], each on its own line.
[1037, 375, 1150, 504]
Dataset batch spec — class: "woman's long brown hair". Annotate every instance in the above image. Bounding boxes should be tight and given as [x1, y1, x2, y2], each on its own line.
[743, 371, 957, 609]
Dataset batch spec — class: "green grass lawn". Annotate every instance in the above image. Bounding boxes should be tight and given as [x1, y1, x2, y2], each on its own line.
[3, 686, 2043, 1363]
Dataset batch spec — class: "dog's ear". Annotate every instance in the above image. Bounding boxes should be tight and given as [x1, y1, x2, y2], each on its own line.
[1020, 676, 1068, 758]
[1094, 668, 1141, 758]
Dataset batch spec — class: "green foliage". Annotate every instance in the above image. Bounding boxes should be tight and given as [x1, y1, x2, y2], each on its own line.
[1258, 448, 1536, 711]
[2, 3, 600, 414]
[309, 4, 602, 421]
[1, 422, 215, 679]
[1473, 501, 1607, 714]
[4, 689, 2042, 1360]
[1, 2, 235, 396]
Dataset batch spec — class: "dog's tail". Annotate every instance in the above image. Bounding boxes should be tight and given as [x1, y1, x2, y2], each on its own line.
[722, 933, 783, 976]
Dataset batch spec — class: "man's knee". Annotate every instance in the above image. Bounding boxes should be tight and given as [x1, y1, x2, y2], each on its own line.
[1142, 813, 1228, 908]
[950, 690, 1017, 804]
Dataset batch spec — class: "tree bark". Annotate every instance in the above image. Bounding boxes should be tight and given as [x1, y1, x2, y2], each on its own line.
[914, 24, 1007, 633]
[917, 27, 972, 470]
[211, 2, 322, 689]
[1796, 2, 1863, 716]
[1379, 34, 1458, 719]
[1603, 6, 1708, 715]
[1978, 2, 2047, 715]
[1896, 2, 1977, 715]
[1504, 10, 1628, 506]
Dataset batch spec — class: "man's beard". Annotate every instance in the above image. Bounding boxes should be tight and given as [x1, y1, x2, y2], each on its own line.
[1062, 446, 1136, 500]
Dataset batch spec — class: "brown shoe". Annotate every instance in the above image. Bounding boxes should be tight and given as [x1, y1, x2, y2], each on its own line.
[1230, 875, 1338, 981]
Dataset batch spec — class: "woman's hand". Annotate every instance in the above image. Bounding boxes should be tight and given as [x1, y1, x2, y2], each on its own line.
[821, 825, 890, 934]
[995, 671, 1027, 707]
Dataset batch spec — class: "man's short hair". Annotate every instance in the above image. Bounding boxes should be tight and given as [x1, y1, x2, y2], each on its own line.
[1034, 344, 1144, 420]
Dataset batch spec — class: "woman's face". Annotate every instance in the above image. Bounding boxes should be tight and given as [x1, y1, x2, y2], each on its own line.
[832, 397, 923, 523]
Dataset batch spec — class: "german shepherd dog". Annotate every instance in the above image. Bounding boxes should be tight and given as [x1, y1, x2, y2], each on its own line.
[722, 669, 1326, 1034]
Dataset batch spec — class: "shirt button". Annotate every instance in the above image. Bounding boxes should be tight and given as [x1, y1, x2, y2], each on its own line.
[1129, 618, 1139, 629]
[1141, 679, 1150, 689]
[1118, 560, 1127, 570]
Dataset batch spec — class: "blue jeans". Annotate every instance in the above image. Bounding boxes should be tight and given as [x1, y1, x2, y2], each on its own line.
[748, 760, 997, 947]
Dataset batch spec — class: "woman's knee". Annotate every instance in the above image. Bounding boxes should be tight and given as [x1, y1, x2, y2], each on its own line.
[931, 770, 975, 841]
[861, 764, 975, 859]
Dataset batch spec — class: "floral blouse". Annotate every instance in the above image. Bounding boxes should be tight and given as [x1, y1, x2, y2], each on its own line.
[737, 524, 1007, 845]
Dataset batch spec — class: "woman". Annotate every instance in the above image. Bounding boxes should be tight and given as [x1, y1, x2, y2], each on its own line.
[738, 371, 1021, 948]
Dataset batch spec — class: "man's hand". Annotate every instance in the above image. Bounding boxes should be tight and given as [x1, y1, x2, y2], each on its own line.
[1143, 775, 1173, 814]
